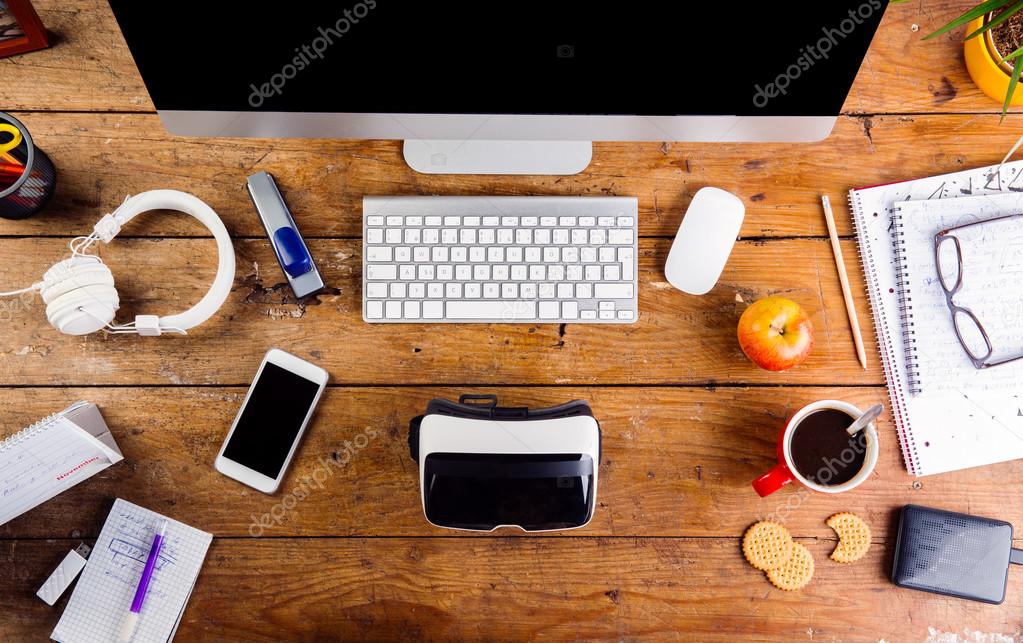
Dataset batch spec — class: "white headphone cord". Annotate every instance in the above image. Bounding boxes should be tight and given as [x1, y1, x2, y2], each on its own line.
[1, 235, 101, 298]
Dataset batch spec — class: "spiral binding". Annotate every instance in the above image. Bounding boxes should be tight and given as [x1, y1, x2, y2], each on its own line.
[0, 411, 63, 452]
[849, 191, 920, 475]
[890, 210, 923, 396]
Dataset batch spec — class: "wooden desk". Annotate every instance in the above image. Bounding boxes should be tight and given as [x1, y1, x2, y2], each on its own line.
[2, 1, 1021, 640]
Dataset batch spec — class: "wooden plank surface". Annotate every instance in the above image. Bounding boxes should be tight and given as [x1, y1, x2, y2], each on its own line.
[2, 112, 1023, 240]
[4, 537, 1021, 642]
[3, 386, 1022, 541]
[0, 238, 883, 386]
[5, 1, 1023, 642]
[2, 1, 1019, 117]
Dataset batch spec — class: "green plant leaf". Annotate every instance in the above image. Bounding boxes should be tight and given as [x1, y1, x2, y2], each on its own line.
[1003, 44, 1023, 61]
[965, 0, 1023, 39]
[923, 0, 1017, 39]
[1001, 58, 1023, 122]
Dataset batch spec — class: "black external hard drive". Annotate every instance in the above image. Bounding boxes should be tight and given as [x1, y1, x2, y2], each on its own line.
[891, 504, 1023, 604]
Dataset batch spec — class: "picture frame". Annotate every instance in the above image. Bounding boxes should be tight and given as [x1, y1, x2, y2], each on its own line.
[0, 0, 49, 59]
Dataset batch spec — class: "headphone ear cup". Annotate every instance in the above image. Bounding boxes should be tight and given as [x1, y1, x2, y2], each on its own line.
[46, 289, 119, 335]
[40, 258, 120, 336]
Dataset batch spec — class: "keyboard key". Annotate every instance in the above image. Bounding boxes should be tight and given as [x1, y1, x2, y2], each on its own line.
[395, 247, 411, 262]
[581, 310, 597, 320]
[399, 265, 416, 280]
[525, 247, 542, 262]
[501, 216, 520, 226]
[516, 229, 532, 244]
[465, 283, 481, 298]
[483, 216, 500, 226]
[492, 265, 509, 280]
[617, 216, 634, 227]
[502, 283, 518, 299]
[367, 283, 387, 298]
[562, 247, 579, 262]
[366, 265, 397, 280]
[511, 265, 527, 280]
[576, 283, 592, 299]
[603, 265, 621, 281]
[432, 247, 449, 262]
[406, 216, 422, 226]
[596, 283, 634, 299]
[386, 301, 402, 319]
[448, 301, 536, 320]
[540, 216, 557, 227]
[389, 282, 406, 298]
[585, 265, 601, 281]
[559, 216, 577, 226]
[446, 283, 462, 298]
[589, 229, 607, 245]
[444, 216, 460, 226]
[506, 247, 523, 262]
[455, 265, 471, 280]
[436, 265, 453, 280]
[423, 301, 444, 318]
[425, 216, 442, 226]
[366, 301, 383, 318]
[598, 217, 615, 226]
[497, 229, 514, 244]
[367, 216, 384, 226]
[386, 229, 402, 244]
[417, 265, 435, 280]
[483, 283, 500, 299]
[520, 283, 537, 299]
[464, 216, 480, 226]
[548, 266, 565, 281]
[539, 283, 556, 299]
[562, 302, 579, 319]
[609, 229, 633, 244]
[553, 229, 570, 244]
[581, 247, 597, 262]
[599, 247, 616, 262]
[544, 247, 559, 262]
[469, 247, 486, 262]
[442, 229, 458, 244]
[539, 301, 559, 319]
[599, 301, 616, 311]
[367, 228, 383, 244]
[367, 246, 392, 262]
[599, 310, 614, 320]
[487, 247, 504, 262]
[579, 217, 596, 227]
[427, 283, 444, 298]
[413, 247, 430, 262]
[534, 229, 551, 244]
[530, 265, 546, 281]
[423, 228, 440, 244]
[479, 228, 496, 244]
[617, 310, 635, 320]
[566, 265, 583, 281]
[572, 229, 588, 244]
[522, 216, 538, 226]
[460, 229, 477, 244]
[451, 247, 467, 262]
[474, 265, 491, 280]
[409, 283, 425, 298]
[557, 284, 574, 299]
[404, 301, 421, 319]
[386, 216, 403, 226]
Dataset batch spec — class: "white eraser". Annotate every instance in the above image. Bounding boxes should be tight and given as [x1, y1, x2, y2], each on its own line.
[37, 547, 89, 606]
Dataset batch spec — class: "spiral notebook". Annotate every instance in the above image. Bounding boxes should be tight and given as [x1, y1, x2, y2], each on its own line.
[850, 161, 1023, 476]
[892, 193, 1023, 394]
[0, 402, 123, 527]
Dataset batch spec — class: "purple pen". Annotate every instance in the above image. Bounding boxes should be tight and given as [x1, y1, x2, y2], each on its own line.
[118, 520, 167, 643]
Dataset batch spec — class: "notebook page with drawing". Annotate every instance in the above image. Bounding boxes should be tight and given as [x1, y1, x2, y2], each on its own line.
[893, 193, 1023, 394]
[0, 403, 122, 527]
[850, 160, 1023, 476]
[51, 499, 212, 643]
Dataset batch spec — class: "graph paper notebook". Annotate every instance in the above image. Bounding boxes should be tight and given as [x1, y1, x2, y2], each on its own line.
[51, 499, 212, 643]
[0, 402, 122, 527]
[893, 193, 1023, 394]
[850, 161, 1023, 476]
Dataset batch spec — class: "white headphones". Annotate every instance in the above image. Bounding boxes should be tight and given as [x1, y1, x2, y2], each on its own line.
[1, 190, 236, 336]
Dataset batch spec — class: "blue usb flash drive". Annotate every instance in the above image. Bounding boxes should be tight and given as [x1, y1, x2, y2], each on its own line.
[247, 171, 325, 298]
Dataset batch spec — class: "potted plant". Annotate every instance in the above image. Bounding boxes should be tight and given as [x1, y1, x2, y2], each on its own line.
[920, 0, 1023, 117]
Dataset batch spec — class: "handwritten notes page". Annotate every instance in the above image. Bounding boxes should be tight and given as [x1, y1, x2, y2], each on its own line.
[893, 193, 1023, 394]
[0, 406, 120, 527]
[52, 499, 212, 643]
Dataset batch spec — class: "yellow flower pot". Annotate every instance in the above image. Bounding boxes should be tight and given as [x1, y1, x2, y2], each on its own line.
[964, 15, 1023, 106]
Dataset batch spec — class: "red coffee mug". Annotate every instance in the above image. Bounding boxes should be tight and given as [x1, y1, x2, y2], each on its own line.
[752, 400, 878, 497]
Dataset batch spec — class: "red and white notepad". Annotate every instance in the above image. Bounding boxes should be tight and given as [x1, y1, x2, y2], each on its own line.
[0, 402, 122, 526]
[849, 161, 1023, 477]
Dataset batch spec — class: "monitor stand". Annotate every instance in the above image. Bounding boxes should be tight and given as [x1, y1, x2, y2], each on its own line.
[403, 140, 592, 175]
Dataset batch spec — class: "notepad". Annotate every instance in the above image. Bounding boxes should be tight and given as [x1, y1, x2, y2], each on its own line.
[51, 499, 212, 643]
[0, 402, 122, 527]
[893, 193, 1023, 394]
[849, 161, 1023, 476]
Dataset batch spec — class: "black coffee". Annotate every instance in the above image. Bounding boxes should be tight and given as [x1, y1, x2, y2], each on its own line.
[790, 409, 867, 486]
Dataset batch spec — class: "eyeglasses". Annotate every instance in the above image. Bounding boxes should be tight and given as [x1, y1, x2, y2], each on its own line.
[933, 213, 1023, 370]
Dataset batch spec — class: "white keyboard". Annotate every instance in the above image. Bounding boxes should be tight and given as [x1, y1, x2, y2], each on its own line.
[363, 196, 639, 323]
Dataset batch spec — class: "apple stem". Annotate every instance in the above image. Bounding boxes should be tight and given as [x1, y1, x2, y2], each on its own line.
[771, 324, 785, 336]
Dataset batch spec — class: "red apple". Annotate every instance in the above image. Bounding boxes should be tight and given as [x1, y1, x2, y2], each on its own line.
[737, 296, 814, 371]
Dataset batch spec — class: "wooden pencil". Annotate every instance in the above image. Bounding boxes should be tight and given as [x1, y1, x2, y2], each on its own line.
[821, 195, 868, 370]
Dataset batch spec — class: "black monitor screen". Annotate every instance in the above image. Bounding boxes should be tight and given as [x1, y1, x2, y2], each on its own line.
[108, 2, 885, 116]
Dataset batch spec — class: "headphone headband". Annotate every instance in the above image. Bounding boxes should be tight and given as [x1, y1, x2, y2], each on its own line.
[98, 190, 236, 334]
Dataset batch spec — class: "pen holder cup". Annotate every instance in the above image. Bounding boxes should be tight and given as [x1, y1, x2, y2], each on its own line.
[0, 112, 57, 220]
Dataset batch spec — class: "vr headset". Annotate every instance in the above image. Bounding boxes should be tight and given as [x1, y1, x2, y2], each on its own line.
[408, 395, 601, 532]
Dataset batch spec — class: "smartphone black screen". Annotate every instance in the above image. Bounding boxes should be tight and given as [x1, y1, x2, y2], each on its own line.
[222, 362, 321, 478]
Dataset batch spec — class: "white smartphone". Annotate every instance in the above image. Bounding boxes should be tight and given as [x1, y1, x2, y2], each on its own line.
[214, 348, 329, 493]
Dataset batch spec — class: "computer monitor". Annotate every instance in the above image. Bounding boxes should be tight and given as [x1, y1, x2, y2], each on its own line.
[108, 2, 885, 175]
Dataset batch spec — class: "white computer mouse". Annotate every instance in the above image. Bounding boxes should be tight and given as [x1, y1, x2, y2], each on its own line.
[665, 187, 745, 295]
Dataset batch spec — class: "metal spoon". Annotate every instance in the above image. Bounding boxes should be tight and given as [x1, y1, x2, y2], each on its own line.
[847, 403, 884, 436]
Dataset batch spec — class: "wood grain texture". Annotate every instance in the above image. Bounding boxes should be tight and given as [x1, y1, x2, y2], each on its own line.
[2, 0, 1020, 117]
[3, 537, 1021, 642]
[2, 112, 1023, 240]
[0, 237, 883, 385]
[3, 386, 1023, 541]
